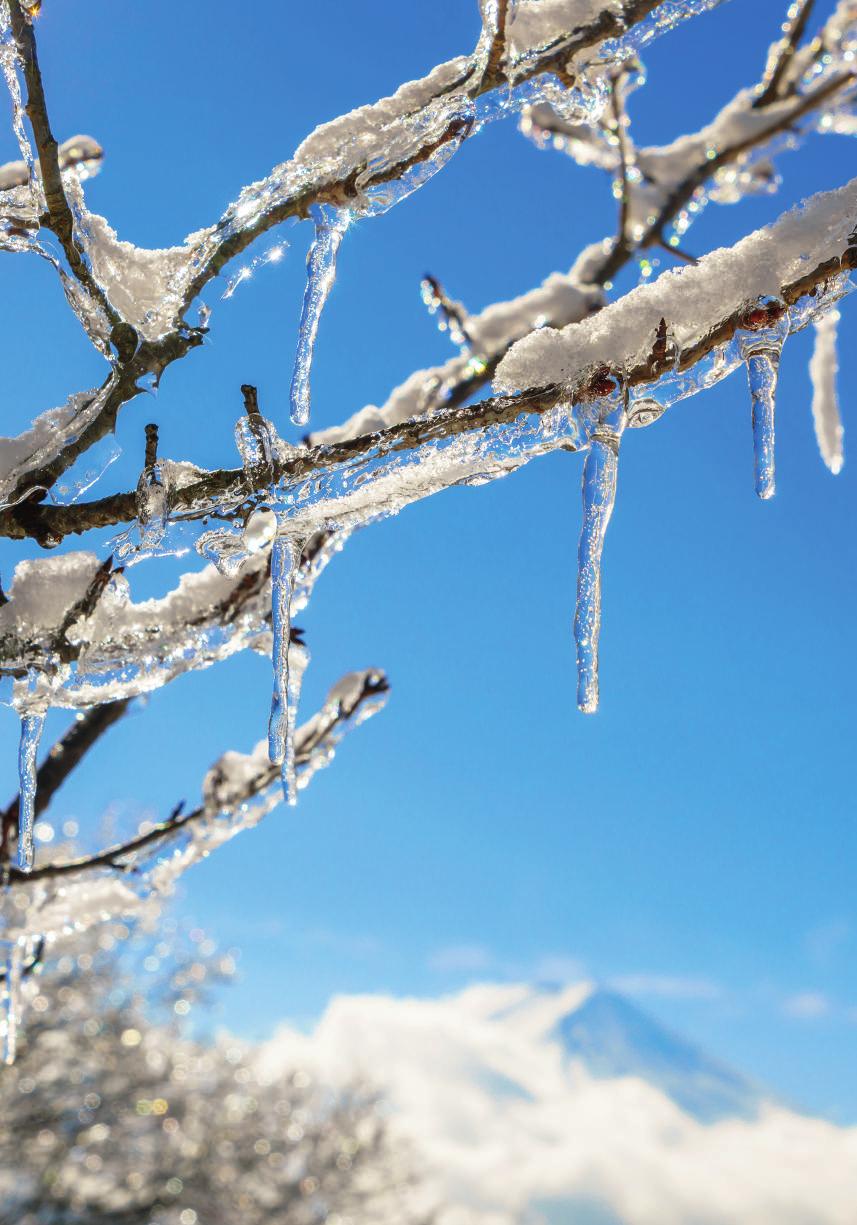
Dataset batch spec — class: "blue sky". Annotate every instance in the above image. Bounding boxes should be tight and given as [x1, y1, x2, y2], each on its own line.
[1, 0, 856, 1123]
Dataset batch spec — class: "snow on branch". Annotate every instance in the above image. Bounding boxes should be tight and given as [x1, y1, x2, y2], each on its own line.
[0, 0, 727, 505]
[312, 2, 857, 446]
[1, 669, 388, 923]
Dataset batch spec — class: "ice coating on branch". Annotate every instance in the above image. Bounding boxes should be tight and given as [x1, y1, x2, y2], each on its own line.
[809, 309, 845, 474]
[136, 459, 170, 553]
[290, 206, 349, 427]
[243, 508, 278, 553]
[495, 178, 857, 394]
[204, 669, 385, 812]
[737, 300, 789, 501]
[49, 433, 121, 506]
[268, 537, 304, 805]
[0, 675, 388, 990]
[235, 409, 285, 474]
[17, 711, 45, 872]
[0, 385, 115, 510]
[311, 270, 603, 446]
[0, 2, 37, 200]
[421, 275, 472, 352]
[574, 377, 625, 714]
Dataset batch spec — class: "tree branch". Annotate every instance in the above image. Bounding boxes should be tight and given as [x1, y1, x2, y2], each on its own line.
[5, 671, 387, 884]
[755, 0, 816, 109]
[5, 0, 119, 327]
[0, 208, 852, 553]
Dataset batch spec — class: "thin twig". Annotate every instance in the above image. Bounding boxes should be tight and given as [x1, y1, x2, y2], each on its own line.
[0, 230, 852, 551]
[6, 674, 388, 884]
[654, 234, 698, 264]
[5, 0, 119, 327]
[479, 0, 513, 91]
[755, 0, 816, 109]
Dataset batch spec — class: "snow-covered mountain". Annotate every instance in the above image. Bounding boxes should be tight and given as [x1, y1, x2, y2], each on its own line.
[550, 987, 761, 1123]
[260, 981, 857, 1224]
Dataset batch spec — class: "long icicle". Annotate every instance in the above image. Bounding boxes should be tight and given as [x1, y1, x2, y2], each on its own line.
[738, 299, 789, 501]
[289, 205, 350, 427]
[746, 349, 780, 500]
[574, 379, 626, 714]
[2, 941, 22, 1066]
[17, 711, 45, 872]
[268, 536, 302, 805]
[809, 309, 844, 475]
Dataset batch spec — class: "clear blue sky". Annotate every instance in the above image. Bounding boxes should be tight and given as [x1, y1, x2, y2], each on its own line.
[2, 0, 856, 1123]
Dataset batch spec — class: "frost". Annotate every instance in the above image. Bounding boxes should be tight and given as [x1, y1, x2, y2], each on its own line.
[289, 206, 350, 427]
[809, 309, 845, 475]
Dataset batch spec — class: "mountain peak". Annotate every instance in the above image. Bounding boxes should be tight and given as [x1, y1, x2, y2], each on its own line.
[553, 986, 764, 1123]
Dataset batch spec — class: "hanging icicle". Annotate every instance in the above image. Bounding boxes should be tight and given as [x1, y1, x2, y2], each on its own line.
[809, 309, 844, 475]
[2, 941, 22, 1066]
[16, 710, 45, 873]
[574, 372, 626, 715]
[737, 298, 789, 500]
[289, 205, 350, 427]
[268, 536, 306, 805]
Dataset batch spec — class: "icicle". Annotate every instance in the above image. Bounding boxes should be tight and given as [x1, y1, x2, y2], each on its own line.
[574, 375, 626, 714]
[2, 941, 22, 1066]
[268, 536, 304, 805]
[809, 309, 844, 475]
[737, 299, 789, 500]
[289, 205, 350, 427]
[17, 710, 45, 872]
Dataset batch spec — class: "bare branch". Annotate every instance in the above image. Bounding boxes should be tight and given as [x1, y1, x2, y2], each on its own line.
[6, 672, 388, 884]
[755, 0, 817, 109]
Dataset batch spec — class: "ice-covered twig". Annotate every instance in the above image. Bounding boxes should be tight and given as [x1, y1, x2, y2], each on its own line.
[175, 0, 678, 312]
[2, 177, 854, 555]
[5, 1, 118, 327]
[0, 0, 696, 506]
[755, 0, 817, 109]
[3, 670, 388, 888]
[312, 12, 856, 448]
